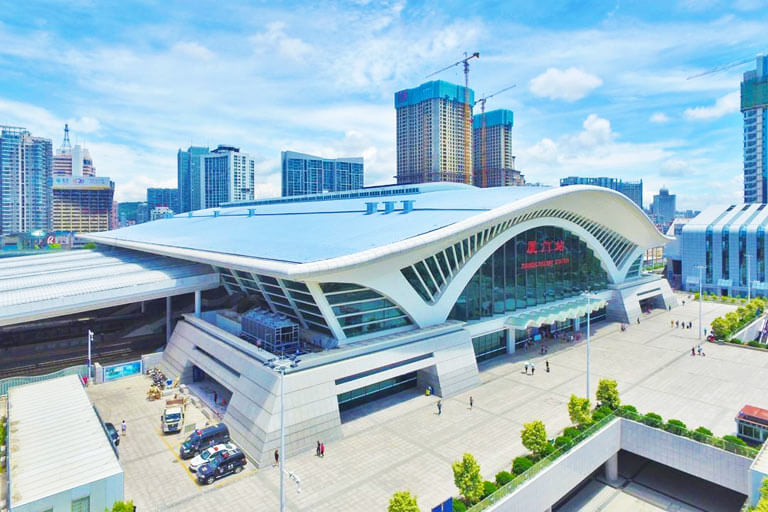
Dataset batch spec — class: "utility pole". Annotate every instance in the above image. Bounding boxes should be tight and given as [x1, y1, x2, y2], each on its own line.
[87, 329, 94, 383]
[696, 265, 706, 340]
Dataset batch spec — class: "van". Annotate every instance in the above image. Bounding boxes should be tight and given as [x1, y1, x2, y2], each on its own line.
[179, 423, 230, 459]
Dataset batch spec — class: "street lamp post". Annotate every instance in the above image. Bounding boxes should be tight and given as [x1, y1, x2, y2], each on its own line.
[266, 356, 300, 512]
[581, 292, 595, 399]
[695, 265, 706, 340]
[87, 329, 94, 383]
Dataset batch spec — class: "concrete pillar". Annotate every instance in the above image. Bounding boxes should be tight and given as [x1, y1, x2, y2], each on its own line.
[194, 290, 202, 318]
[166, 296, 172, 343]
[506, 328, 515, 354]
[573, 316, 580, 333]
[604, 452, 618, 482]
[141, 301, 146, 313]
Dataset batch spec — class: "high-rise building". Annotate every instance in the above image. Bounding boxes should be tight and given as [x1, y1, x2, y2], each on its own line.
[559, 176, 643, 209]
[0, 126, 52, 236]
[281, 151, 364, 196]
[177, 146, 209, 213]
[136, 202, 150, 224]
[199, 145, 256, 209]
[110, 200, 118, 231]
[52, 176, 115, 233]
[52, 124, 95, 178]
[472, 109, 523, 187]
[147, 188, 179, 214]
[742, 55, 768, 203]
[395, 80, 474, 185]
[651, 188, 676, 226]
[118, 201, 141, 226]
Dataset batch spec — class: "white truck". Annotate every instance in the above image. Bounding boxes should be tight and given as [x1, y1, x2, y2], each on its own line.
[161, 398, 185, 434]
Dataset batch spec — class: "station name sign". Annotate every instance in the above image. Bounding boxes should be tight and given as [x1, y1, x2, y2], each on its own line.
[522, 240, 569, 270]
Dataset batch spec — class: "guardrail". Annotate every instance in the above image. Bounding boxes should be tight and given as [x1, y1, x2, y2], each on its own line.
[0, 365, 88, 397]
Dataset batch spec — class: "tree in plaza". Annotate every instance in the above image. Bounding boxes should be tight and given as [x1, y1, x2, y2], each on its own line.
[568, 395, 592, 428]
[596, 379, 620, 409]
[388, 491, 420, 512]
[109, 501, 135, 512]
[710, 317, 730, 340]
[452, 453, 484, 505]
[725, 311, 740, 331]
[520, 420, 548, 458]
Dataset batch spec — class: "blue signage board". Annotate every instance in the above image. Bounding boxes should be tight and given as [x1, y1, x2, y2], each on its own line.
[432, 498, 453, 512]
[104, 360, 142, 382]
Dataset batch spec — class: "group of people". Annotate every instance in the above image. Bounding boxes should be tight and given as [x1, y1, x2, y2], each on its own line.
[691, 344, 706, 357]
[672, 320, 693, 329]
[315, 440, 325, 458]
[523, 360, 550, 375]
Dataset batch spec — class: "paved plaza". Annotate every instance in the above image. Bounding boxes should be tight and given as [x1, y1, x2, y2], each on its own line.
[86, 296, 768, 511]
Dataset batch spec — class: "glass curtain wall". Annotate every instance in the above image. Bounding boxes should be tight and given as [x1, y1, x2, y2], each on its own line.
[449, 226, 608, 322]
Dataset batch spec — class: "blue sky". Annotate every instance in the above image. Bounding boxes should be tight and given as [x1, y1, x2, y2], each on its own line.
[1, 0, 766, 209]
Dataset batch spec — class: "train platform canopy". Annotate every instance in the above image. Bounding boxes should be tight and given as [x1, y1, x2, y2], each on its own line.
[0, 248, 220, 327]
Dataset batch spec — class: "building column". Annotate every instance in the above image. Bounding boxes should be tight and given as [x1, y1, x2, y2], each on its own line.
[194, 290, 202, 318]
[506, 328, 515, 354]
[573, 316, 580, 333]
[604, 452, 618, 482]
[166, 296, 172, 343]
[141, 301, 146, 314]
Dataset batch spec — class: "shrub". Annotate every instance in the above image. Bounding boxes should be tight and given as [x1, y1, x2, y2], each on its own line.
[722, 435, 747, 447]
[619, 404, 638, 415]
[482, 480, 498, 498]
[749, 341, 764, 348]
[495, 471, 514, 487]
[643, 412, 663, 428]
[592, 408, 609, 422]
[83, 242, 97, 249]
[512, 456, 534, 475]
[665, 419, 687, 435]
[538, 442, 555, 459]
[729, 338, 743, 345]
[563, 426, 580, 439]
[554, 435, 573, 449]
[596, 379, 620, 409]
[110, 503, 136, 512]
[694, 292, 700, 300]
[388, 491, 420, 512]
[452, 499, 467, 512]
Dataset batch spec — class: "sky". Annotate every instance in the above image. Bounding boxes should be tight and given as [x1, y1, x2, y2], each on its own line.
[0, 0, 766, 209]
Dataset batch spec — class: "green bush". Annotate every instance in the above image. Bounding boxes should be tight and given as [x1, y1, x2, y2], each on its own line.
[592, 409, 608, 422]
[692, 426, 713, 441]
[495, 471, 514, 487]
[563, 426, 580, 439]
[619, 404, 638, 414]
[482, 480, 498, 498]
[665, 419, 687, 435]
[512, 456, 534, 475]
[749, 341, 765, 348]
[538, 442, 555, 459]
[643, 412, 663, 428]
[554, 435, 573, 448]
[722, 435, 747, 446]
[694, 292, 700, 300]
[110, 502, 135, 512]
[452, 499, 467, 512]
[729, 339, 743, 345]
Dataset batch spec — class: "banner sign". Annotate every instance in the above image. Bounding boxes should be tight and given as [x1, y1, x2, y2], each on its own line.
[103, 360, 142, 382]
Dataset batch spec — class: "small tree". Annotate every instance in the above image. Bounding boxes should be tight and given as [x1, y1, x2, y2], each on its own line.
[710, 317, 730, 340]
[568, 395, 592, 428]
[452, 453, 484, 505]
[596, 379, 620, 409]
[388, 491, 420, 512]
[520, 420, 548, 458]
[109, 502, 135, 512]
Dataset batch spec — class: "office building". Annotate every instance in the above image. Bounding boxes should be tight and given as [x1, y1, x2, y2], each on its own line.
[472, 109, 523, 187]
[743, 55, 768, 203]
[681, 203, 768, 297]
[52, 124, 95, 178]
[177, 146, 209, 213]
[0, 125, 52, 236]
[136, 202, 150, 224]
[281, 151, 364, 196]
[150, 206, 174, 221]
[117, 201, 141, 227]
[147, 188, 179, 214]
[52, 176, 115, 233]
[651, 187, 676, 226]
[395, 80, 474, 185]
[560, 176, 643, 209]
[110, 200, 118, 230]
[198, 145, 256, 209]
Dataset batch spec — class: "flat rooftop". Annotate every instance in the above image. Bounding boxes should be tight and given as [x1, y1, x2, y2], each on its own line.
[8, 375, 122, 508]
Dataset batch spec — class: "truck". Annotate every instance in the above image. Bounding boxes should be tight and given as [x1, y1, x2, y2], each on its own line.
[161, 398, 185, 434]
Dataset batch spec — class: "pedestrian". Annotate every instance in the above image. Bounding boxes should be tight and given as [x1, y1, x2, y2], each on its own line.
[469, 396, 474, 410]
[320, 442, 325, 458]
[637, 317, 640, 325]
[524, 362, 529, 374]
[531, 362, 536, 375]
[213, 390, 218, 405]
[437, 400, 442, 416]
[676, 320, 679, 328]
[274, 449, 279, 467]
[683, 300, 686, 306]
[691, 346, 695, 356]
[546, 360, 550, 373]
[316, 440, 321, 457]
[121, 419, 126, 436]
[697, 344, 702, 356]
[671, 320, 674, 328]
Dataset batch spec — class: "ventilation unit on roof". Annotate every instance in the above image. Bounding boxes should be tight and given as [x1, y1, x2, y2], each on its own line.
[402, 200, 414, 213]
[383, 201, 396, 214]
[248, 208, 256, 217]
[365, 202, 378, 215]
[213, 210, 220, 217]
[187, 211, 193, 217]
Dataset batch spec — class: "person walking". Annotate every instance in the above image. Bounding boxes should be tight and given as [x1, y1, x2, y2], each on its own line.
[437, 400, 442, 415]
[213, 390, 218, 405]
[524, 362, 529, 375]
[469, 396, 474, 410]
[274, 449, 279, 467]
[676, 320, 679, 328]
[697, 344, 702, 356]
[531, 362, 536, 375]
[121, 419, 126, 437]
[637, 317, 640, 325]
[546, 360, 550, 373]
[316, 441, 321, 457]
[320, 442, 325, 458]
[691, 346, 695, 356]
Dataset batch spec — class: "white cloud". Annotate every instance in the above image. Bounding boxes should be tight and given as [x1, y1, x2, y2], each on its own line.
[172, 41, 214, 61]
[250, 22, 312, 61]
[650, 112, 670, 123]
[529, 67, 603, 102]
[683, 91, 740, 120]
[69, 116, 101, 133]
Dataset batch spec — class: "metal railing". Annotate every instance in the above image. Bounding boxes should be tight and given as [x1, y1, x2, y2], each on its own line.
[0, 365, 88, 397]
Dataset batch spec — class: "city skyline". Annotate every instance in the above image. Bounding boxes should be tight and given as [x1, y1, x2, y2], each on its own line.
[1, 1, 767, 208]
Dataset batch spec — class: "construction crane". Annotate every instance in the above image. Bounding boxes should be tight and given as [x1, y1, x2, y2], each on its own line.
[426, 52, 480, 185]
[687, 53, 764, 80]
[475, 84, 516, 188]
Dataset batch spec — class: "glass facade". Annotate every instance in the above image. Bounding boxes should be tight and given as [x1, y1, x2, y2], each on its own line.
[740, 227, 748, 286]
[759, 228, 765, 282]
[281, 151, 364, 197]
[337, 372, 417, 411]
[722, 227, 730, 279]
[705, 227, 713, 282]
[449, 226, 608, 322]
[320, 283, 412, 338]
[472, 330, 507, 362]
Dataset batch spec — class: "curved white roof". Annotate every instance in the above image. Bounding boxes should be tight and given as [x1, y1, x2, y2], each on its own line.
[82, 183, 667, 278]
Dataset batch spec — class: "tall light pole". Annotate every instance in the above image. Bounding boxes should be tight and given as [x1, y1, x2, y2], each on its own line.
[87, 329, 94, 383]
[266, 356, 300, 512]
[582, 291, 595, 399]
[695, 264, 706, 340]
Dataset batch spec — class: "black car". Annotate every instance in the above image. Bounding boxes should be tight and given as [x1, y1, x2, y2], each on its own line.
[104, 422, 120, 446]
[196, 449, 247, 485]
[180, 423, 230, 459]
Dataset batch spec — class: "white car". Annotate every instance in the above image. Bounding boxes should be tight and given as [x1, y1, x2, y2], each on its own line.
[188, 443, 237, 472]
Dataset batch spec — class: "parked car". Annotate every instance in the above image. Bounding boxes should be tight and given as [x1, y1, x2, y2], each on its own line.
[104, 422, 120, 446]
[188, 443, 238, 472]
[196, 448, 247, 485]
[179, 423, 230, 459]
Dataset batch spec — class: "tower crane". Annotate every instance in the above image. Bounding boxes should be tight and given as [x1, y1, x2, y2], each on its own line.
[687, 52, 765, 80]
[426, 52, 480, 185]
[474, 84, 516, 188]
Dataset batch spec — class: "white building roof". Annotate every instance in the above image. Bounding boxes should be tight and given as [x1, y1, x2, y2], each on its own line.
[8, 375, 122, 508]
